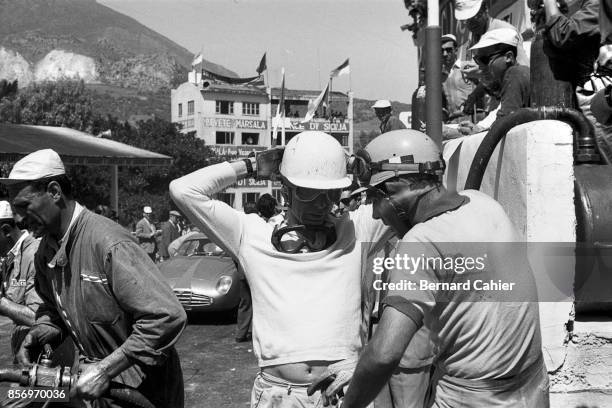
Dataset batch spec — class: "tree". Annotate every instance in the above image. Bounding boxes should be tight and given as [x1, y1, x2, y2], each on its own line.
[0, 80, 219, 228]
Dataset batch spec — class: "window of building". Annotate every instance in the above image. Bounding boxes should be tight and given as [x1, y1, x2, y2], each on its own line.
[217, 193, 235, 207]
[216, 131, 235, 144]
[216, 100, 234, 115]
[178, 103, 183, 117]
[242, 133, 259, 145]
[242, 102, 260, 116]
[187, 100, 194, 115]
[242, 193, 260, 206]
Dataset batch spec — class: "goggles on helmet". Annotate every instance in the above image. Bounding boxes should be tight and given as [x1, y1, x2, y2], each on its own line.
[292, 186, 342, 203]
[347, 149, 445, 185]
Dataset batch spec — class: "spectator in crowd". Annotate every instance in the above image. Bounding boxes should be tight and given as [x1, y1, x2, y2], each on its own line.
[455, 0, 529, 65]
[1, 149, 186, 406]
[540, 0, 612, 158]
[160, 210, 181, 261]
[135, 205, 161, 261]
[372, 100, 406, 134]
[0, 201, 42, 408]
[442, 33, 475, 122]
[599, 0, 612, 67]
[256, 193, 278, 223]
[458, 28, 530, 135]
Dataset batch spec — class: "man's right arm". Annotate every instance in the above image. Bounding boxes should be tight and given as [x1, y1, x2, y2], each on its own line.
[170, 161, 247, 257]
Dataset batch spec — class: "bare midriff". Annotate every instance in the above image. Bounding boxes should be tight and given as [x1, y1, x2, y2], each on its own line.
[262, 360, 340, 383]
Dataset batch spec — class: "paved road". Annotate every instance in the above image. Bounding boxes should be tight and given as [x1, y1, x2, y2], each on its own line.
[0, 314, 258, 408]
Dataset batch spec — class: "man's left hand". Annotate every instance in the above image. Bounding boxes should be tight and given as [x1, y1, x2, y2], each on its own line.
[76, 363, 111, 400]
[307, 357, 357, 406]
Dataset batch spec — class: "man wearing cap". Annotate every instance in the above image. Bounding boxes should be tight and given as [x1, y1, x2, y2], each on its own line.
[135, 205, 160, 262]
[372, 100, 406, 134]
[441, 33, 475, 121]
[0, 201, 43, 408]
[1, 149, 187, 407]
[159, 210, 181, 261]
[458, 28, 531, 135]
[455, 0, 529, 66]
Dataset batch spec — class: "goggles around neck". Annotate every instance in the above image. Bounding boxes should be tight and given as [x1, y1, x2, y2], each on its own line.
[271, 224, 337, 253]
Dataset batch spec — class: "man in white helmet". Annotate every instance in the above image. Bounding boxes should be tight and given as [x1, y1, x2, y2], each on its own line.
[0, 200, 41, 407]
[170, 131, 399, 407]
[312, 129, 548, 407]
[372, 100, 406, 134]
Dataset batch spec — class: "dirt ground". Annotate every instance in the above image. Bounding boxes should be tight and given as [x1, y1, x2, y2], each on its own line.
[0, 314, 258, 408]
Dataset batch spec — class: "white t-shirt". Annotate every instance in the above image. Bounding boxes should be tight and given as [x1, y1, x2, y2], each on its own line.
[170, 162, 392, 366]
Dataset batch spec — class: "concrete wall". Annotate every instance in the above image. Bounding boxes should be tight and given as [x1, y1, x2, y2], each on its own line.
[443, 120, 612, 406]
[443, 119, 576, 371]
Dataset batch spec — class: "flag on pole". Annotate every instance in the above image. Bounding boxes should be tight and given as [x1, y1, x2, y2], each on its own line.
[192, 53, 203, 67]
[330, 58, 350, 78]
[272, 68, 286, 144]
[301, 83, 329, 123]
[256, 53, 267, 74]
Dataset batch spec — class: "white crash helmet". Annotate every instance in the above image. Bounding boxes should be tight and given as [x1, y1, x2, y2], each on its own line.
[351, 129, 445, 188]
[280, 131, 352, 189]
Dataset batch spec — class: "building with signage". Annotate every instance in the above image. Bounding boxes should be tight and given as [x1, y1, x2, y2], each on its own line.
[171, 72, 353, 210]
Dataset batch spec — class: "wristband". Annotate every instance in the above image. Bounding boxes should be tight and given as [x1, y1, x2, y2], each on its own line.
[243, 158, 254, 176]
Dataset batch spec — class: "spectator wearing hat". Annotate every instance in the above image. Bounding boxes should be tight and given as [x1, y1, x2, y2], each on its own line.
[455, 0, 529, 66]
[160, 210, 182, 261]
[372, 100, 406, 134]
[441, 33, 476, 122]
[136, 205, 161, 261]
[458, 28, 531, 135]
[0, 149, 186, 406]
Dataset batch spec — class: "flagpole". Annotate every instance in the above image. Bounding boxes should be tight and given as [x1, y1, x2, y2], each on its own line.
[328, 76, 333, 120]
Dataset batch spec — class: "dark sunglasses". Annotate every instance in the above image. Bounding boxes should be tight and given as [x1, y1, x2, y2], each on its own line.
[473, 52, 504, 67]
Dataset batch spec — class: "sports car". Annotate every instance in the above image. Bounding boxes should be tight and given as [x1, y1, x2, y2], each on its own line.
[158, 233, 240, 312]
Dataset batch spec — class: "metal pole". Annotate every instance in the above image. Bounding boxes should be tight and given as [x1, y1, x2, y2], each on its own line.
[425, 0, 442, 148]
[110, 165, 119, 214]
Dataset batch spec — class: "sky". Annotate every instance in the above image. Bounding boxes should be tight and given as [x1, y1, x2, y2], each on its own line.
[99, 0, 419, 102]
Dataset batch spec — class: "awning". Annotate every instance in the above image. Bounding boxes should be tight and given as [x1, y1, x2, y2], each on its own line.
[0, 123, 172, 166]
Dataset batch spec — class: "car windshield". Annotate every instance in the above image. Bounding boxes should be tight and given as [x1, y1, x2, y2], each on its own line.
[177, 238, 226, 257]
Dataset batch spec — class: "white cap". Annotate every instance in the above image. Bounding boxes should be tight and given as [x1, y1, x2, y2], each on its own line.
[0, 149, 66, 185]
[0, 201, 13, 220]
[372, 100, 391, 109]
[455, 0, 482, 20]
[470, 28, 520, 51]
[143, 206, 152, 214]
[441, 34, 457, 45]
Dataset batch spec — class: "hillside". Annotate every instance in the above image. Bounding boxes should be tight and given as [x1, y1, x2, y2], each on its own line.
[0, 0, 236, 90]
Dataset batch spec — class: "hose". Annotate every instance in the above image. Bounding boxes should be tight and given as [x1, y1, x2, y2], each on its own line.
[107, 383, 156, 408]
[464, 107, 602, 191]
[0, 368, 25, 384]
